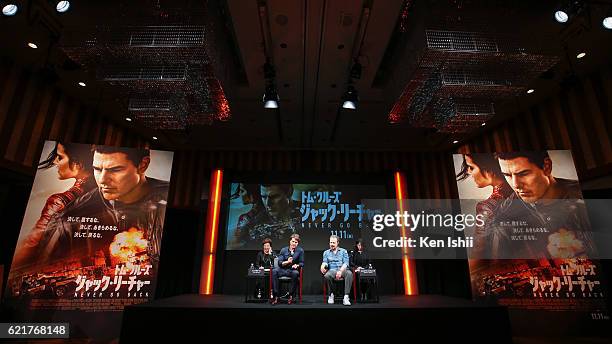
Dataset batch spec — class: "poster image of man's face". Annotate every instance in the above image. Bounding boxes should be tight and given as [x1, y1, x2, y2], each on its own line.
[498, 156, 552, 203]
[93, 151, 150, 202]
[260, 185, 291, 220]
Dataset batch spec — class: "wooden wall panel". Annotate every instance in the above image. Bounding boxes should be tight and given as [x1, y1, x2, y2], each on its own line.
[0, 59, 147, 174]
[458, 65, 612, 181]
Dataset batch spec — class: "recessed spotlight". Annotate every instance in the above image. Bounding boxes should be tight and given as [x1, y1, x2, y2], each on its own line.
[125, 117, 132, 122]
[27, 42, 38, 49]
[2, 4, 18, 16]
[56, 1, 70, 13]
[554, 10, 569, 23]
[576, 52, 586, 59]
[78, 81, 86, 87]
[527, 89, 534, 94]
[604, 16, 612, 30]
[481, 122, 486, 126]
[453, 140, 459, 144]
[152, 136, 158, 140]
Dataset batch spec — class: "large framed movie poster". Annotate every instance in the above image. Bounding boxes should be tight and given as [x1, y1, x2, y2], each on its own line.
[453, 150, 607, 324]
[5, 141, 173, 340]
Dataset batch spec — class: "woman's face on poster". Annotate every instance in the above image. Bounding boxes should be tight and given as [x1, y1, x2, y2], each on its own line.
[53, 143, 80, 180]
[239, 184, 254, 205]
[465, 155, 491, 188]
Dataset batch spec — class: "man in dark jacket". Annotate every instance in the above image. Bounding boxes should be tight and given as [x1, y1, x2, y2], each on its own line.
[271, 233, 304, 304]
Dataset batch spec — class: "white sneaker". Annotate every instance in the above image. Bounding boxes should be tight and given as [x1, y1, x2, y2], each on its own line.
[343, 295, 351, 306]
[328, 293, 334, 304]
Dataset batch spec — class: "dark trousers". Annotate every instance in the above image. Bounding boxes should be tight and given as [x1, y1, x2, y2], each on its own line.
[272, 268, 299, 297]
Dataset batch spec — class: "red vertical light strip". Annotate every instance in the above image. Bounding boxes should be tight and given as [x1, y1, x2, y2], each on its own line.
[199, 169, 223, 295]
[395, 171, 418, 295]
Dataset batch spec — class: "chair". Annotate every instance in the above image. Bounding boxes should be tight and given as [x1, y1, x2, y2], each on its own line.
[322, 268, 356, 303]
[271, 257, 303, 303]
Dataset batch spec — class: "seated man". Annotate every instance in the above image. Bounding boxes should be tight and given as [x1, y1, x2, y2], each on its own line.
[320, 235, 352, 306]
[271, 233, 304, 305]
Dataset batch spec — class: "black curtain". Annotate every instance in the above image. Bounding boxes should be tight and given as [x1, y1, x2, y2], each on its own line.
[0, 168, 32, 296]
[154, 207, 203, 298]
[416, 259, 471, 298]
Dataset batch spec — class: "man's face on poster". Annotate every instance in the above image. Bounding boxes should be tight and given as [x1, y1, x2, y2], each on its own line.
[498, 156, 552, 203]
[93, 151, 148, 202]
[260, 185, 291, 219]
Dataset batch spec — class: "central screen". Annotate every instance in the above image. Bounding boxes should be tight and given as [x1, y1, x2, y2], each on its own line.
[225, 183, 386, 250]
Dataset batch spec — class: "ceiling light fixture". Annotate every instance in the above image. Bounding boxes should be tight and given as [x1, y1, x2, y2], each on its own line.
[258, 4, 280, 111]
[263, 85, 279, 109]
[527, 88, 535, 94]
[576, 52, 586, 59]
[2, 4, 17, 16]
[554, 1, 589, 25]
[27, 42, 38, 49]
[55, 1, 70, 13]
[262, 62, 279, 109]
[342, 85, 359, 110]
[554, 2, 611, 31]
[152, 136, 158, 140]
[125, 117, 132, 122]
[554, 9, 569, 23]
[78, 81, 86, 87]
[341, 61, 362, 110]
[603, 14, 612, 29]
[453, 140, 459, 144]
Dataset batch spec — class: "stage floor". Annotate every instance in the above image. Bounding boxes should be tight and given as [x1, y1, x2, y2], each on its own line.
[120, 294, 512, 342]
[130, 293, 499, 309]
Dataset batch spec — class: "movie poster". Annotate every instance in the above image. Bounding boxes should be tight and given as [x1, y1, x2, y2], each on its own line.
[453, 150, 607, 318]
[226, 183, 385, 250]
[4, 141, 173, 340]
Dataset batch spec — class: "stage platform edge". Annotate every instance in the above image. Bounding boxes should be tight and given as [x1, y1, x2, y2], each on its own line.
[120, 294, 512, 342]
